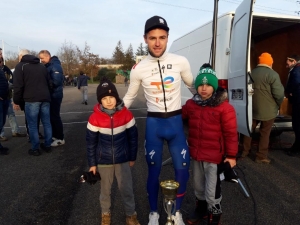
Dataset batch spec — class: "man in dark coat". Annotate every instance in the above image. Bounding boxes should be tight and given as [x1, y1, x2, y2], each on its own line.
[285, 54, 300, 156]
[0, 67, 9, 155]
[77, 71, 90, 105]
[13, 49, 52, 156]
[39, 50, 65, 147]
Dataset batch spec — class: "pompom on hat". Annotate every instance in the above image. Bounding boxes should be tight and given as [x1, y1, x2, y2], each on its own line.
[97, 76, 120, 103]
[258, 52, 273, 66]
[195, 65, 218, 91]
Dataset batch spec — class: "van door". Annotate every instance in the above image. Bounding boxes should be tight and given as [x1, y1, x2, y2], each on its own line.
[228, 0, 255, 136]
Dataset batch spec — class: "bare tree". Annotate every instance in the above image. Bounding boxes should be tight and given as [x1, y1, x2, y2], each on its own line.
[57, 41, 79, 76]
[77, 42, 100, 82]
[3, 51, 18, 69]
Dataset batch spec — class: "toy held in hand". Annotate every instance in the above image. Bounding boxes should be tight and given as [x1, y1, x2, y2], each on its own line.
[78, 171, 101, 185]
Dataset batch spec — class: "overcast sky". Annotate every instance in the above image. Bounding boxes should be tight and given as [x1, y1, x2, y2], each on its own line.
[1, 0, 299, 59]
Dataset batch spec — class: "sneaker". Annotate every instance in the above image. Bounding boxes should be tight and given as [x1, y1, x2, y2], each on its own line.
[172, 211, 185, 225]
[126, 212, 140, 225]
[12, 132, 27, 137]
[40, 143, 52, 153]
[148, 212, 159, 225]
[255, 158, 271, 164]
[0, 147, 9, 155]
[28, 149, 41, 156]
[52, 137, 58, 141]
[101, 212, 111, 225]
[85, 101, 88, 105]
[0, 136, 8, 142]
[51, 139, 65, 147]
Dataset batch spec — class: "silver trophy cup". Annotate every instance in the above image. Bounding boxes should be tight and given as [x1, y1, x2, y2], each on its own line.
[160, 180, 180, 225]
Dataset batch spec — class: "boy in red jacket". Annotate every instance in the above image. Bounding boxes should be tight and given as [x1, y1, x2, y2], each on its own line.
[182, 64, 238, 225]
[86, 77, 140, 225]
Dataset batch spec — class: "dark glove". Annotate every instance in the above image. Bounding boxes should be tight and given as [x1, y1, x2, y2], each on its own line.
[78, 171, 101, 185]
[217, 161, 238, 183]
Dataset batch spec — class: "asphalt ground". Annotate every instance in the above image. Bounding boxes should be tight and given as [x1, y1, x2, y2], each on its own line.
[0, 84, 299, 225]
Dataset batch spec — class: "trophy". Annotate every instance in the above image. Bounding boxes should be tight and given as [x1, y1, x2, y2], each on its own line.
[160, 180, 180, 225]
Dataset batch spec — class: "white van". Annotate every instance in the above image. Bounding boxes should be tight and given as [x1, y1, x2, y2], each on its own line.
[169, 0, 299, 136]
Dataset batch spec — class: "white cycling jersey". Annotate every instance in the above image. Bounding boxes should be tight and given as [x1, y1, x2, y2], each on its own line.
[123, 52, 194, 112]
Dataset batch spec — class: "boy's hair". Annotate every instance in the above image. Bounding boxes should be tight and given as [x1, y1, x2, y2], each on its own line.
[97, 76, 120, 103]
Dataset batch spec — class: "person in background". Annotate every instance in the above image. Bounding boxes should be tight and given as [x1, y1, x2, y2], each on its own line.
[0, 64, 9, 155]
[285, 54, 300, 156]
[242, 52, 284, 164]
[124, 76, 129, 87]
[0, 58, 26, 141]
[13, 49, 52, 156]
[39, 50, 65, 147]
[78, 71, 90, 105]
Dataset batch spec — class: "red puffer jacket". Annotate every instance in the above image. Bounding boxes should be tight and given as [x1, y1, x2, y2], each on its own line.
[182, 89, 238, 164]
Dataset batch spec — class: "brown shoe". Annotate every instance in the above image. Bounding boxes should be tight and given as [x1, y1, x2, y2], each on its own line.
[126, 212, 140, 225]
[101, 212, 111, 225]
[241, 151, 249, 158]
[0, 136, 8, 142]
[12, 132, 27, 137]
[255, 158, 271, 164]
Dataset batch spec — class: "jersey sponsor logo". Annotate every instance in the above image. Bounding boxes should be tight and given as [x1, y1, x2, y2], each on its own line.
[156, 97, 173, 103]
[181, 148, 187, 159]
[149, 150, 155, 159]
[152, 68, 159, 75]
[150, 76, 174, 90]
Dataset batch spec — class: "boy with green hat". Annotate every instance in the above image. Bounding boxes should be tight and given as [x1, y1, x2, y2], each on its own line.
[182, 64, 238, 225]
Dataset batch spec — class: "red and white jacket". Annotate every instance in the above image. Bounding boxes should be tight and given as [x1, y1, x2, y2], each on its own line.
[86, 103, 138, 166]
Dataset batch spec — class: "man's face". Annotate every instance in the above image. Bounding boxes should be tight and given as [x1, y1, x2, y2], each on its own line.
[286, 58, 296, 68]
[144, 29, 168, 58]
[39, 53, 51, 64]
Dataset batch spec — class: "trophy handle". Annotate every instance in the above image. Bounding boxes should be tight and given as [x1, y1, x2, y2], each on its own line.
[164, 199, 176, 218]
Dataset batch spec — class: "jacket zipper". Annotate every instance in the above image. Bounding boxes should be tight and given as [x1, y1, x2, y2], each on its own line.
[157, 60, 167, 113]
[110, 115, 115, 164]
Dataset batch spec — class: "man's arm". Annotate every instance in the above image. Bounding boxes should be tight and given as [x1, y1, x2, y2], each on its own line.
[12, 65, 24, 106]
[123, 69, 141, 108]
[270, 72, 284, 107]
[49, 64, 64, 88]
[180, 57, 195, 93]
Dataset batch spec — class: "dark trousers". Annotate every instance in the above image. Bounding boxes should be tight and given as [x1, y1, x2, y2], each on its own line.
[292, 103, 300, 149]
[243, 118, 275, 159]
[0, 100, 9, 148]
[50, 97, 64, 140]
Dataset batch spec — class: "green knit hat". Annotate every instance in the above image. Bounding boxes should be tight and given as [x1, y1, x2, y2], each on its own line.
[195, 67, 218, 91]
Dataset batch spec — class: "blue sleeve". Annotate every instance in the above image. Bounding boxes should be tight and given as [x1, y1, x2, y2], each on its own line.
[127, 124, 138, 161]
[49, 64, 64, 88]
[86, 129, 99, 167]
[77, 76, 81, 89]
